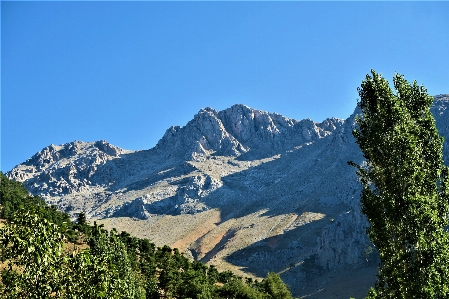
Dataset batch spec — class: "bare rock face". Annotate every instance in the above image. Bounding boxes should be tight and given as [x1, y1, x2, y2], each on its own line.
[432, 94, 449, 162]
[174, 174, 222, 214]
[155, 107, 247, 160]
[113, 197, 152, 220]
[6, 97, 449, 298]
[7, 140, 130, 197]
[155, 104, 343, 160]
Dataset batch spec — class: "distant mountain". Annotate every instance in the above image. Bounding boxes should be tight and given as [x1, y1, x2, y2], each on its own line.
[7, 95, 449, 298]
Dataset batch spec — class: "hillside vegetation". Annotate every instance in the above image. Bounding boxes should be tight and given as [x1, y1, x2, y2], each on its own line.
[0, 172, 294, 299]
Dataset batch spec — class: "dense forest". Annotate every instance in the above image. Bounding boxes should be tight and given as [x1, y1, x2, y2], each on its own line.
[0, 172, 294, 298]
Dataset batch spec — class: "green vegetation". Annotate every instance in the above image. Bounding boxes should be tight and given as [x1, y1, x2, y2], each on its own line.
[0, 172, 294, 298]
[0, 172, 76, 239]
[351, 70, 449, 298]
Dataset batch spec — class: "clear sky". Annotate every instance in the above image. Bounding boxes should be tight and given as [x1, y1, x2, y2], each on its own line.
[1, 1, 448, 172]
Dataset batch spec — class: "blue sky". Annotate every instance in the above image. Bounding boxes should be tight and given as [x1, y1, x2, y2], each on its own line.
[1, 1, 448, 172]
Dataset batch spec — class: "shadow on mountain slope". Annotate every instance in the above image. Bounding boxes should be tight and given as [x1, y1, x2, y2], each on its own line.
[224, 214, 328, 276]
[88, 148, 197, 192]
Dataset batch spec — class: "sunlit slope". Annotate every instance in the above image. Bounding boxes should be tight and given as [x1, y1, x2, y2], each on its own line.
[8, 96, 449, 298]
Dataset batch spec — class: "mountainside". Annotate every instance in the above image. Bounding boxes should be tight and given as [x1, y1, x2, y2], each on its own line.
[7, 96, 449, 298]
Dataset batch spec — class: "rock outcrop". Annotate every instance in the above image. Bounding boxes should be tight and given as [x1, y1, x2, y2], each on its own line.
[7, 140, 130, 196]
[155, 104, 343, 160]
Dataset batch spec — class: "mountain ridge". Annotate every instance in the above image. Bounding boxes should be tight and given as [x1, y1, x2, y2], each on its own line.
[6, 95, 449, 298]
[155, 104, 344, 161]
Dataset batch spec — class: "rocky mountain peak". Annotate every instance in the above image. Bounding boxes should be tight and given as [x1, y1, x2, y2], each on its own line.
[434, 94, 449, 101]
[6, 98, 448, 298]
[7, 140, 131, 196]
[22, 140, 125, 169]
[156, 104, 344, 161]
[197, 106, 219, 114]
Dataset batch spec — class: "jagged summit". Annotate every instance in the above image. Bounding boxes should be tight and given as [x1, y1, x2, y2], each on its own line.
[198, 106, 219, 113]
[23, 140, 127, 166]
[156, 104, 344, 160]
[434, 94, 449, 101]
[8, 140, 133, 196]
[8, 104, 344, 200]
[12, 140, 127, 177]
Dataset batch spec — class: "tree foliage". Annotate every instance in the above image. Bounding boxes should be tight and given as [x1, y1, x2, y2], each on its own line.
[0, 211, 65, 298]
[0, 173, 294, 298]
[0, 172, 77, 241]
[351, 70, 449, 298]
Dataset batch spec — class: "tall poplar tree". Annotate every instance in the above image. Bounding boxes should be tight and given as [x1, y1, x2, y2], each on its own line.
[351, 70, 449, 298]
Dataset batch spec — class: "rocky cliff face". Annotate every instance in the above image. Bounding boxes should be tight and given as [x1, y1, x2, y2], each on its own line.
[7, 140, 131, 196]
[7, 96, 449, 298]
[155, 104, 343, 160]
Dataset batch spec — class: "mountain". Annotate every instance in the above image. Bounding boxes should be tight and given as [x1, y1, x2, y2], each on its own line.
[7, 96, 449, 298]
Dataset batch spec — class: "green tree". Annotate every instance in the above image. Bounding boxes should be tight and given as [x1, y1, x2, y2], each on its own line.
[259, 273, 293, 299]
[218, 277, 269, 299]
[137, 238, 158, 297]
[0, 172, 77, 242]
[0, 210, 66, 298]
[87, 223, 144, 298]
[351, 70, 449, 298]
[0, 174, 294, 299]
